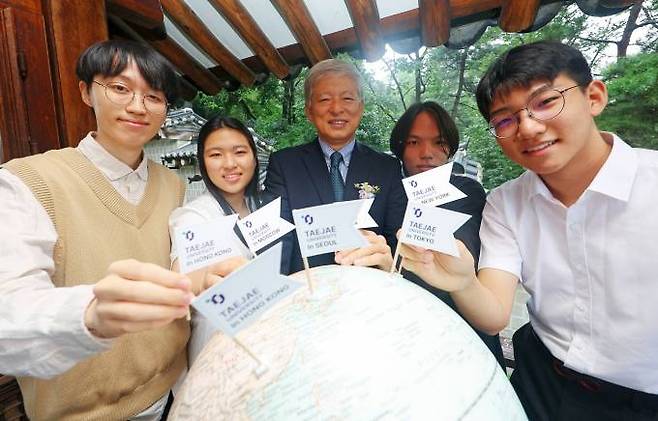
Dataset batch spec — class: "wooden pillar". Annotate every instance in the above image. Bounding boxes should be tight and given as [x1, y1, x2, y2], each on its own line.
[42, 0, 108, 148]
[0, 0, 60, 161]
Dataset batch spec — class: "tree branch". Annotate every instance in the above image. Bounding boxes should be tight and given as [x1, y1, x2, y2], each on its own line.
[577, 36, 619, 45]
[636, 20, 658, 29]
[361, 74, 398, 123]
[382, 57, 407, 109]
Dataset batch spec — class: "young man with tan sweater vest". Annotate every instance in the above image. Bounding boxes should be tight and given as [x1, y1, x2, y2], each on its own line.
[0, 41, 196, 420]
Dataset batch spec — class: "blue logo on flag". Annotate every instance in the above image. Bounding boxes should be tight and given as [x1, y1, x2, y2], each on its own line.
[303, 214, 314, 225]
[209, 294, 225, 305]
[414, 208, 422, 218]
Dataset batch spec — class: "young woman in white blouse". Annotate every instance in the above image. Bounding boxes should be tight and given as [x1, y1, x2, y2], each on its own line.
[169, 115, 276, 365]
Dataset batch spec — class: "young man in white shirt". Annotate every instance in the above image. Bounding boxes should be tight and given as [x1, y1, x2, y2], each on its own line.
[399, 41, 658, 420]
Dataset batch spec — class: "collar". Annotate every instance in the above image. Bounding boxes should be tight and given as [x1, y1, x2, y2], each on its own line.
[77, 132, 148, 182]
[318, 138, 356, 166]
[587, 132, 636, 202]
[526, 132, 636, 203]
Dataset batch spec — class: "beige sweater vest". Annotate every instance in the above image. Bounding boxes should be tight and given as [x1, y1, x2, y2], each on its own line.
[5, 148, 190, 421]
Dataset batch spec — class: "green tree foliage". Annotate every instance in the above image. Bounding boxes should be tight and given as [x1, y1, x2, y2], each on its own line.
[597, 52, 658, 149]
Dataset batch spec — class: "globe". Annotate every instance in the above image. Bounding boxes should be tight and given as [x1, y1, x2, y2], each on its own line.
[170, 265, 527, 420]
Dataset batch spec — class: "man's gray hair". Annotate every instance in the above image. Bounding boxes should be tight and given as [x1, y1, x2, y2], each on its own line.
[304, 58, 364, 105]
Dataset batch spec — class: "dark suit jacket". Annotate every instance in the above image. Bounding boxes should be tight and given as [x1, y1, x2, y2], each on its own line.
[401, 174, 505, 368]
[265, 139, 406, 274]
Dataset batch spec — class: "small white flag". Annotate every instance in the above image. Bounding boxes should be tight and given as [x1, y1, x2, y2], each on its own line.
[174, 215, 243, 274]
[355, 198, 378, 229]
[399, 202, 471, 256]
[402, 162, 466, 207]
[191, 243, 301, 337]
[237, 197, 295, 254]
[292, 201, 367, 258]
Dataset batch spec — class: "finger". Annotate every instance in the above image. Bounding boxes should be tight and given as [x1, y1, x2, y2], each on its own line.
[94, 275, 194, 306]
[353, 252, 391, 268]
[203, 273, 224, 291]
[400, 255, 433, 276]
[335, 248, 357, 263]
[359, 230, 387, 245]
[108, 259, 191, 291]
[398, 243, 423, 260]
[342, 243, 391, 265]
[359, 229, 377, 239]
[207, 256, 248, 278]
[94, 301, 189, 324]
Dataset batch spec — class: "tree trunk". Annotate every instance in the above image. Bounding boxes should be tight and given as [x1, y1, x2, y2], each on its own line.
[451, 50, 468, 118]
[282, 78, 295, 125]
[618, 1, 642, 58]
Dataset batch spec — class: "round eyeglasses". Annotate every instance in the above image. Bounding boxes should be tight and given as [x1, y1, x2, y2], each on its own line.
[93, 80, 169, 115]
[488, 85, 581, 139]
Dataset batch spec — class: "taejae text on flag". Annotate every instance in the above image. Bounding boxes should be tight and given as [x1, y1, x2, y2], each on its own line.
[191, 243, 301, 337]
[292, 200, 367, 258]
[237, 197, 295, 254]
[174, 214, 243, 274]
[399, 202, 471, 257]
[402, 162, 466, 207]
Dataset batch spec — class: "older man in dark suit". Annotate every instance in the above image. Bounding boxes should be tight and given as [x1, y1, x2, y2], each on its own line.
[266, 59, 405, 274]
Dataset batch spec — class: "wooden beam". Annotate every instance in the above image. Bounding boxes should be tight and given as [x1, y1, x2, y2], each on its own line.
[106, 0, 163, 29]
[206, 0, 289, 79]
[160, 0, 255, 86]
[43, 0, 107, 148]
[178, 76, 198, 102]
[129, 23, 223, 95]
[344, 0, 385, 62]
[450, 0, 501, 16]
[211, 0, 505, 77]
[270, 0, 331, 65]
[419, 0, 451, 47]
[499, 0, 540, 32]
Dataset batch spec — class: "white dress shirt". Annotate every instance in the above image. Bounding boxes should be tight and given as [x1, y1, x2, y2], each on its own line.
[169, 192, 253, 366]
[479, 133, 658, 393]
[0, 133, 169, 420]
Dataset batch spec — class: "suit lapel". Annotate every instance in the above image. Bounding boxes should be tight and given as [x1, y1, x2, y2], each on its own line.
[302, 139, 335, 204]
[344, 143, 370, 201]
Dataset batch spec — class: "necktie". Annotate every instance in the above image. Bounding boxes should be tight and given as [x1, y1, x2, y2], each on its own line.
[330, 151, 344, 201]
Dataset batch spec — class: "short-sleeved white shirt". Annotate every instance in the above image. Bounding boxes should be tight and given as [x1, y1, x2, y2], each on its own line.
[479, 133, 658, 393]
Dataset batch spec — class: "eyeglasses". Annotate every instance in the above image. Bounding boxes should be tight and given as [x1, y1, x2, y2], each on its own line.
[488, 85, 581, 139]
[92, 80, 169, 115]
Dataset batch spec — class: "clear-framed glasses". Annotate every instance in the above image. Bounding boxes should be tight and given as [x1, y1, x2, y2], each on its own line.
[92, 80, 169, 115]
[488, 85, 581, 139]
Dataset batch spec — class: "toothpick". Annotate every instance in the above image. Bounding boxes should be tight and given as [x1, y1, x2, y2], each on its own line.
[234, 336, 268, 377]
[390, 241, 402, 273]
[303, 256, 315, 294]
